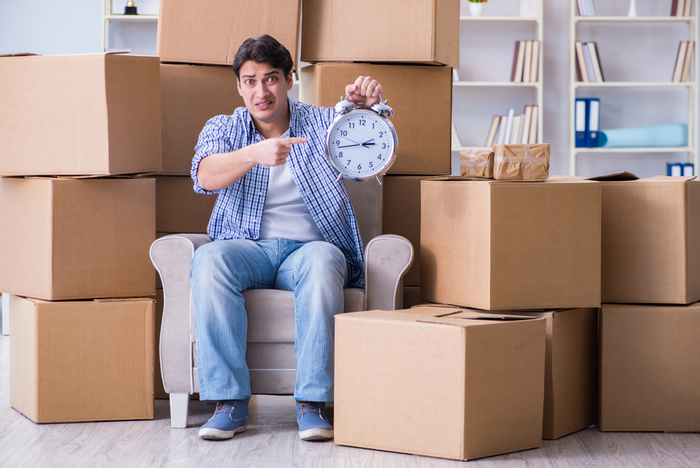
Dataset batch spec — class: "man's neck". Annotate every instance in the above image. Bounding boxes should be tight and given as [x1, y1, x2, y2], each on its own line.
[253, 101, 291, 139]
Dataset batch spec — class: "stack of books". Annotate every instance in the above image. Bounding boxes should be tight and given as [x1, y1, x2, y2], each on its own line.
[671, 0, 694, 16]
[484, 105, 539, 147]
[575, 41, 604, 82]
[672, 41, 695, 82]
[510, 40, 540, 83]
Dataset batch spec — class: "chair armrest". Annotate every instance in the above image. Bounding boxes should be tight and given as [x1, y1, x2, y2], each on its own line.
[364, 234, 414, 311]
[150, 234, 212, 394]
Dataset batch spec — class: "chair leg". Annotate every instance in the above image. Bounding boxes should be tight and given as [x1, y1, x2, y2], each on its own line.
[169, 392, 190, 428]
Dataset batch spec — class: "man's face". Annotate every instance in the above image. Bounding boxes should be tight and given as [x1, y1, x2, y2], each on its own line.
[236, 60, 293, 128]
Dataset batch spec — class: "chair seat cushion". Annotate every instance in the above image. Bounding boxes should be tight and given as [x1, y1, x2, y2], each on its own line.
[244, 288, 366, 343]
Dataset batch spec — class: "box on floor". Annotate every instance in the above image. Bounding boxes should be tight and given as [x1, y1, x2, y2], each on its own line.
[301, 0, 459, 68]
[0, 53, 161, 176]
[334, 307, 546, 461]
[412, 304, 599, 439]
[10, 295, 155, 423]
[157, 0, 301, 69]
[599, 302, 700, 432]
[598, 174, 700, 304]
[420, 177, 601, 310]
[300, 63, 452, 175]
[0, 177, 156, 301]
[160, 63, 244, 175]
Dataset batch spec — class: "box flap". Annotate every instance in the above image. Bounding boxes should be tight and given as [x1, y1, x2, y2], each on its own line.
[588, 171, 639, 181]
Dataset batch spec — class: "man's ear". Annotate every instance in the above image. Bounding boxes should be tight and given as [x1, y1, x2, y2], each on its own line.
[286, 71, 294, 91]
[236, 78, 243, 97]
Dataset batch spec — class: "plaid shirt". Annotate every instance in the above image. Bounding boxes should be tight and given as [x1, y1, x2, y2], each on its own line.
[191, 99, 365, 288]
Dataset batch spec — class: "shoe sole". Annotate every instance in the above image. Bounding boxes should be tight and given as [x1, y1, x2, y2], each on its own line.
[299, 427, 334, 441]
[199, 424, 247, 440]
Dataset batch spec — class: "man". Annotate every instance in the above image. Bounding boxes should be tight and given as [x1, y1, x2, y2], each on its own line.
[189, 34, 382, 442]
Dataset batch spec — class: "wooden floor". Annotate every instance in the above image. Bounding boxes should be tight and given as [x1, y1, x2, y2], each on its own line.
[1, 332, 700, 467]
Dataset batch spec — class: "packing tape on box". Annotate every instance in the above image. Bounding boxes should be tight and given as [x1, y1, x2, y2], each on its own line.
[460, 149, 494, 178]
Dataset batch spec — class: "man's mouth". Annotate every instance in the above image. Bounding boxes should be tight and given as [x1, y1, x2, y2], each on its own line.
[255, 100, 273, 110]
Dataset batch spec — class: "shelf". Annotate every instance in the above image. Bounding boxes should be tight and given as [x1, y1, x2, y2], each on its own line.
[573, 146, 695, 153]
[104, 14, 158, 23]
[575, 15, 695, 23]
[452, 146, 490, 152]
[453, 81, 541, 88]
[460, 16, 539, 22]
[574, 82, 696, 88]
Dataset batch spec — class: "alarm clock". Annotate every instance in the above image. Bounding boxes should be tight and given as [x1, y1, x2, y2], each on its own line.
[325, 94, 398, 181]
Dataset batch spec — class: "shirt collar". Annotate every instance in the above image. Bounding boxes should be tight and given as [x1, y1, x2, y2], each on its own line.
[243, 98, 297, 138]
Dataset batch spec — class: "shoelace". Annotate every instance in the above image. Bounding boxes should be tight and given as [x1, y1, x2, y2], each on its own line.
[298, 401, 324, 419]
[213, 400, 243, 415]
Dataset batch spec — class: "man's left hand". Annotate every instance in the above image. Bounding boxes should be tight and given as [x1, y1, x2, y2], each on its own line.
[345, 76, 382, 108]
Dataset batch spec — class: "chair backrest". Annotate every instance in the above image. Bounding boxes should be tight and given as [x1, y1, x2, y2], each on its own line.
[344, 177, 383, 245]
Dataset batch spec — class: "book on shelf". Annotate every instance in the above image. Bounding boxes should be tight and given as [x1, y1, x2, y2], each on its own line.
[495, 115, 509, 145]
[672, 0, 694, 16]
[530, 40, 540, 83]
[510, 114, 523, 144]
[587, 42, 604, 82]
[503, 108, 515, 143]
[452, 69, 460, 82]
[685, 0, 693, 16]
[672, 41, 694, 82]
[485, 116, 501, 147]
[576, 0, 596, 16]
[511, 40, 540, 83]
[575, 41, 590, 82]
[575, 98, 588, 147]
[523, 41, 533, 84]
[528, 105, 539, 144]
[681, 41, 695, 82]
[582, 43, 596, 83]
[587, 98, 600, 147]
[521, 105, 533, 144]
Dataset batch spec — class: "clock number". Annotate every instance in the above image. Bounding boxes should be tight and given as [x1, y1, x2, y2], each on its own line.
[341, 130, 348, 136]
[377, 155, 382, 160]
[382, 143, 386, 149]
[369, 161, 374, 168]
[357, 164, 362, 171]
[359, 119, 366, 126]
[379, 131, 384, 138]
[339, 151, 343, 158]
[346, 160, 351, 167]
[336, 140, 340, 145]
[348, 122, 355, 129]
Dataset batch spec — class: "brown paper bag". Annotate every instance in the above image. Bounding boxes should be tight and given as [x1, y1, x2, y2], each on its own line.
[459, 149, 494, 178]
[493, 143, 550, 180]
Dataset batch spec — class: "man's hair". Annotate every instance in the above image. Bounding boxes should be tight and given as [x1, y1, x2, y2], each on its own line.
[233, 35, 294, 79]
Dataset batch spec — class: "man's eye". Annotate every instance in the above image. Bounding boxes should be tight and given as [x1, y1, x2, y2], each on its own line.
[245, 80, 254, 86]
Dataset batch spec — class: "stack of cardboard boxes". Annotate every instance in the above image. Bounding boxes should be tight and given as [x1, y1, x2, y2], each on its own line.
[597, 173, 700, 432]
[300, 0, 458, 312]
[0, 53, 161, 423]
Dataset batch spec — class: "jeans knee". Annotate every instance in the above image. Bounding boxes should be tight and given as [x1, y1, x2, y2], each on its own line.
[302, 242, 347, 278]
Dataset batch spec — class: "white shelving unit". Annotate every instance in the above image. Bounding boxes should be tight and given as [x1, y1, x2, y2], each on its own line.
[101, 0, 158, 52]
[451, 4, 544, 153]
[567, 1, 699, 175]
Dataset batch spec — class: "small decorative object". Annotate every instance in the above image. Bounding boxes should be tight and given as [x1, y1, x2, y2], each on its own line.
[627, 0, 637, 17]
[325, 95, 398, 182]
[469, 0, 487, 17]
[124, 0, 138, 15]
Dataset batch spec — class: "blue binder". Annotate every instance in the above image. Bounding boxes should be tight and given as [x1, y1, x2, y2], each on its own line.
[575, 98, 588, 147]
[586, 98, 600, 147]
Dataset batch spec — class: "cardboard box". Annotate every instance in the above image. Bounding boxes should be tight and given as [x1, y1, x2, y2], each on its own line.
[0, 53, 161, 176]
[460, 149, 494, 179]
[334, 308, 546, 461]
[493, 143, 550, 181]
[421, 177, 601, 310]
[160, 63, 244, 174]
[402, 286, 423, 309]
[10, 295, 155, 423]
[156, 175, 216, 233]
[383, 176, 432, 286]
[0, 177, 156, 301]
[301, 0, 459, 68]
[505, 308, 598, 439]
[157, 0, 301, 69]
[599, 303, 700, 432]
[599, 175, 700, 304]
[301, 63, 452, 175]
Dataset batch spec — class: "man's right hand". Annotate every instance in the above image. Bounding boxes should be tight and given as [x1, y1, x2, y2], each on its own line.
[253, 137, 307, 167]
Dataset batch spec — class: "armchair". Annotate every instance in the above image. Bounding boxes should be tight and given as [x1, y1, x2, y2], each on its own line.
[150, 179, 414, 428]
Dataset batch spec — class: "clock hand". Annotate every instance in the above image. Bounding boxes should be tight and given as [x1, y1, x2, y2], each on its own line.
[361, 139, 375, 148]
[337, 143, 361, 148]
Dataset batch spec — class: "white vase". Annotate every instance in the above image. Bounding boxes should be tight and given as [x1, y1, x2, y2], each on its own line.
[469, 2, 485, 17]
[628, 0, 637, 17]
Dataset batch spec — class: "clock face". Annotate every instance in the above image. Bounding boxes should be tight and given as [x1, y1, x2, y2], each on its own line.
[326, 109, 397, 179]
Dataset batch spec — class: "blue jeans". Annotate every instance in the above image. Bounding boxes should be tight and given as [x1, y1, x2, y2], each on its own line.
[190, 239, 348, 402]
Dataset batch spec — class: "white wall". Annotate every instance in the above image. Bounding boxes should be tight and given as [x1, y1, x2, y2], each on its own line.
[0, 0, 693, 177]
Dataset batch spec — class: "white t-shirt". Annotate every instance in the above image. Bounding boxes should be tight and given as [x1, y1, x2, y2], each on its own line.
[258, 131, 325, 242]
